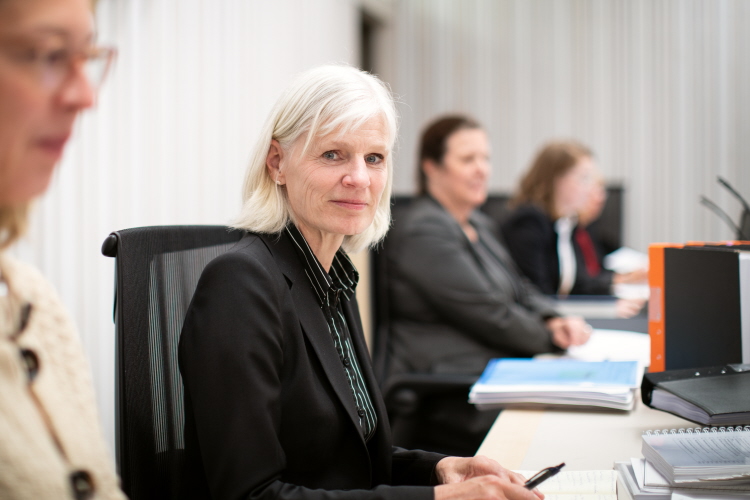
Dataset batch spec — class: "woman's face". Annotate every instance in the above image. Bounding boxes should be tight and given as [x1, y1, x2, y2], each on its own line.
[578, 175, 606, 226]
[275, 115, 389, 249]
[428, 128, 490, 211]
[554, 155, 595, 218]
[0, 0, 95, 205]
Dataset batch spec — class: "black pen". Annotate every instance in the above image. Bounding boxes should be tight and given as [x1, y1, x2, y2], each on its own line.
[524, 462, 565, 490]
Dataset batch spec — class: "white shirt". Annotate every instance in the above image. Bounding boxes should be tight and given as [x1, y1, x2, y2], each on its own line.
[555, 216, 577, 296]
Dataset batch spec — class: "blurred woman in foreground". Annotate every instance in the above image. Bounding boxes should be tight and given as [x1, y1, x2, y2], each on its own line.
[0, 0, 124, 498]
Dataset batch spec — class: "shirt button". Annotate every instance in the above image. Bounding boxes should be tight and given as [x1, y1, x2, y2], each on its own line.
[19, 349, 39, 382]
[342, 358, 351, 368]
[357, 408, 366, 418]
[69, 470, 95, 500]
[18, 303, 32, 334]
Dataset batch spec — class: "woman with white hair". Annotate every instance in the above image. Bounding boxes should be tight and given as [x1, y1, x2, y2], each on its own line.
[178, 65, 542, 500]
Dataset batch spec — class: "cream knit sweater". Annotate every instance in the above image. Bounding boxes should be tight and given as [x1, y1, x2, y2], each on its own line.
[0, 254, 126, 499]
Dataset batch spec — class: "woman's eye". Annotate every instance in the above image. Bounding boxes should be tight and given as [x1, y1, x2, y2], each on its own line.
[18, 46, 67, 64]
[365, 154, 383, 164]
[13, 46, 42, 63]
[43, 49, 69, 67]
[322, 151, 339, 160]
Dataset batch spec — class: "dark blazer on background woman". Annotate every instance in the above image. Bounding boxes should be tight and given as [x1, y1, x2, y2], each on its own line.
[387, 196, 560, 378]
[501, 204, 614, 296]
[179, 230, 444, 500]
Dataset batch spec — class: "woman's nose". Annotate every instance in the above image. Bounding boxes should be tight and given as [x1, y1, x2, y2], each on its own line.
[343, 157, 371, 187]
[475, 158, 490, 177]
[58, 64, 96, 111]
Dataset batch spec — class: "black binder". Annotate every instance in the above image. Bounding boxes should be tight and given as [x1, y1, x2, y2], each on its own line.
[663, 245, 750, 370]
[641, 364, 750, 426]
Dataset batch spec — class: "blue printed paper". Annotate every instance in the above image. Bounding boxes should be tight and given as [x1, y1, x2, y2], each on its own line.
[476, 359, 640, 388]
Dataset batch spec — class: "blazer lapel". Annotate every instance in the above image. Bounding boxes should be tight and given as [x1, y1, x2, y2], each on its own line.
[259, 233, 366, 442]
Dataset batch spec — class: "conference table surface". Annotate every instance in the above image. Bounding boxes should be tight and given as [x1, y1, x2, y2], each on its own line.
[475, 401, 695, 471]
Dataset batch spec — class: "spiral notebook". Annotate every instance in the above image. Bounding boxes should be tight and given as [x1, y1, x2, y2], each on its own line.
[641, 426, 750, 485]
[616, 460, 750, 500]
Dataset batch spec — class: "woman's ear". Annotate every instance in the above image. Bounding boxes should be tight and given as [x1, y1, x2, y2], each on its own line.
[266, 140, 285, 185]
[422, 158, 439, 179]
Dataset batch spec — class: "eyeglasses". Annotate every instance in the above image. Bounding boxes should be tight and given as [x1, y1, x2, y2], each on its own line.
[2, 39, 117, 91]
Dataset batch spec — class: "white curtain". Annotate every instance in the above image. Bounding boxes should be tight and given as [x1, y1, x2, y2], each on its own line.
[390, 0, 750, 250]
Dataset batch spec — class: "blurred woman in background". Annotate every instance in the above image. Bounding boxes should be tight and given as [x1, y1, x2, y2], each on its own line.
[502, 140, 645, 299]
[0, 0, 124, 497]
[386, 116, 590, 456]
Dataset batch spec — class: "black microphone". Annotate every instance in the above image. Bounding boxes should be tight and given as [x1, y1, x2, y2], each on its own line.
[700, 195, 743, 238]
[717, 177, 750, 240]
[717, 176, 750, 214]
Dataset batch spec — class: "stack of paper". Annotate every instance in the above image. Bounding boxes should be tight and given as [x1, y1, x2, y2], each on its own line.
[641, 429, 750, 484]
[468, 359, 641, 411]
[617, 428, 750, 499]
[616, 458, 750, 500]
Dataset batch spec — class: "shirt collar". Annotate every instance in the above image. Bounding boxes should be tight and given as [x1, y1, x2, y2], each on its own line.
[285, 225, 359, 307]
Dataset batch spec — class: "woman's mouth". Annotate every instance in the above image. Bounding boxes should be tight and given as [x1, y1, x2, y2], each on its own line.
[37, 135, 70, 158]
[331, 200, 368, 210]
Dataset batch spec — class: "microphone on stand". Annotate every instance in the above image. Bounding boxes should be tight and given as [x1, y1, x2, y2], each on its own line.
[700, 196, 742, 238]
[700, 177, 750, 240]
[717, 177, 750, 240]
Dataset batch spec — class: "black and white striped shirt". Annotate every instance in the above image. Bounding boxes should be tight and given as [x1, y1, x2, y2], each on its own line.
[286, 225, 377, 442]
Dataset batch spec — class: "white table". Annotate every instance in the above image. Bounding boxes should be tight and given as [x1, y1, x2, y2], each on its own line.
[475, 401, 694, 471]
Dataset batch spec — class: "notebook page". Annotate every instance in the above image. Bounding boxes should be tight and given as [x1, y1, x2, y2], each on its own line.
[516, 470, 617, 494]
[629, 458, 645, 488]
[642, 458, 670, 487]
[564, 329, 650, 366]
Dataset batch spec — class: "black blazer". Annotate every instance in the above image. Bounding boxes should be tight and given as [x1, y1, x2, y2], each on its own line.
[178, 231, 444, 500]
[501, 204, 613, 296]
[386, 197, 560, 377]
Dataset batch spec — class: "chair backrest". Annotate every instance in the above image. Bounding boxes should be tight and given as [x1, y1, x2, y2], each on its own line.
[102, 225, 244, 500]
[370, 195, 414, 386]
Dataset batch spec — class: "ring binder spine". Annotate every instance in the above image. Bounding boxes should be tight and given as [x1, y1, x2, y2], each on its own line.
[644, 425, 750, 436]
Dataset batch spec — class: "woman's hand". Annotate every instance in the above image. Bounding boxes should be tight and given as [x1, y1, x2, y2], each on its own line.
[613, 268, 648, 284]
[434, 456, 543, 500]
[615, 298, 646, 318]
[435, 456, 524, 484]
[546, 316, 592, 349]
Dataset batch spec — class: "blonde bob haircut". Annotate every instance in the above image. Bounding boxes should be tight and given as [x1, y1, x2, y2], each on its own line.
[232, 64, 397, 254]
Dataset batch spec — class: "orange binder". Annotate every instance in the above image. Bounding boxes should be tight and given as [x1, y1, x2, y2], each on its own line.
[649, 240, 750, 372]
[648, 243, 682, 372]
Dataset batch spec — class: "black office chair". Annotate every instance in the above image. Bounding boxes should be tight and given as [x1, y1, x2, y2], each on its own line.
[101, 225, 243, 500]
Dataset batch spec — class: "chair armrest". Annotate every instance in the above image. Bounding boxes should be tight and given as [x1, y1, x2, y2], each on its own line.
[382, 374, 477, 417]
